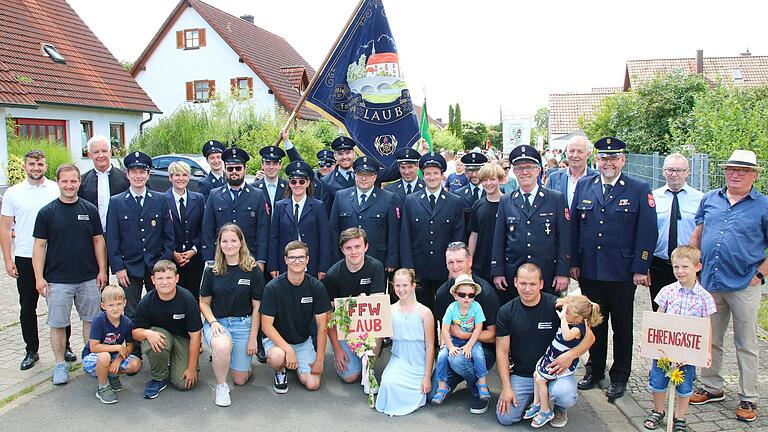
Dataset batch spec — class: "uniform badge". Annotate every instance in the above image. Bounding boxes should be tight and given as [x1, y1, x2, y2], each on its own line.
[582, 199, 592, 204]
[564, 208, 570, 221]
[395, 207, 401, 220]
[151, 219, 157, 226]
[642, 251, 649, 261]
[251, 211, 256, 218]
[581, 212, 586, 220]
[647, 194, 655, 208]
[545, 222, 552, 235]
[618, 199, 630, 206]
[264, 203, 270, 215]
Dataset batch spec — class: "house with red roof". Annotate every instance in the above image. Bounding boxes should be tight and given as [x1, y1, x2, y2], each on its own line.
[130, 0, 319, 126]
[0, 0, 161, 184]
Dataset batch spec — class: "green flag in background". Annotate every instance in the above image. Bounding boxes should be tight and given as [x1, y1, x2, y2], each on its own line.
[420, 99, 433, 152]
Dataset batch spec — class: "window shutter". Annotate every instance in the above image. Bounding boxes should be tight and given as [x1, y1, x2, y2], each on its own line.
[199, 28, 206, 47]
[247, 77, 254, 96]
[208, 80, 216, 98]
[230, 78, 237, 96]
[185, 81, 193, 101]
[176, 31, 184, 49]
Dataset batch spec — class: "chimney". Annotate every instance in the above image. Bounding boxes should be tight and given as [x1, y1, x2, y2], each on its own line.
[240, 14, 254, 24]
[695, 49, 704, 74]
[741, 48, 752, 56]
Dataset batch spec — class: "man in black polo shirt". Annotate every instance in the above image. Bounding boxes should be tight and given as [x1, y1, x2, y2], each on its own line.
[261, 240, 331, 393]
[432, 241, 500, 415]
[495, 264, 594, 428]
[132, 260, 202, 400]
[323, 227, 386, 383]
[32, 163, 107, 385]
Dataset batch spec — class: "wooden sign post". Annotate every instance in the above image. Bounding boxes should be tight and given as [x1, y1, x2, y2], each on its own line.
[335, 294, 393, 340]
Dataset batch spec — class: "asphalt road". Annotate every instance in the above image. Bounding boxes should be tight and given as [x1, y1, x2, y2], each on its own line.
[0, 349, 613, 431]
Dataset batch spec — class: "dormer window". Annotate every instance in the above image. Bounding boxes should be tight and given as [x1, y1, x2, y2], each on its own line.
[176, 28, 206, 50]
[42, 43, 66, 64]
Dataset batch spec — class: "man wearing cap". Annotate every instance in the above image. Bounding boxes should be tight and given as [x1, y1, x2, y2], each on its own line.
[329, 156, 401, 271]
[202, 148, 269, 267]
[79, 135, 130, 231]
[313, 149, 334, 200]
[197, 140, 226, 201]
[491, 145, 571, 305]
[384, 147, 426, 200]
[321, 137, 358, 215]
[252, 146, 288, 214]
[455, 152, 488, 237]
[546, 136, 598, 208]
[688, 150, 768, 422]
[570, 137, 657, 401]
[106, 152, 175, 318]
[400, 152, 465, 312]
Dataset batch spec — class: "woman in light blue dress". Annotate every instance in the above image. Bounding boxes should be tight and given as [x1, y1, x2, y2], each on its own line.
[376, 269, 435, 416]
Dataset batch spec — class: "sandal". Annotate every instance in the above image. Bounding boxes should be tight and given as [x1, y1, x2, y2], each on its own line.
[673, 417, 687, 432]
[430, 387, 449, 405]
[531, 410, 554, 428]
[643, 410, 666, 430]
[477, 382, 491, 400]
[523, 403, 541, 420]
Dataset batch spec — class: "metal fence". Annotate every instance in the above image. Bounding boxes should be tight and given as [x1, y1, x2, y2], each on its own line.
[624, 153, 768, 193]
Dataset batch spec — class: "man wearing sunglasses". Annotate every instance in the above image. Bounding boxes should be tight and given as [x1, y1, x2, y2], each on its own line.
[312, 149, 334, 200]
[201, 147, 269, 270]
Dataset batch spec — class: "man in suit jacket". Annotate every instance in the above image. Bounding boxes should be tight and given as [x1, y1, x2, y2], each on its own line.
[106, 152, 174, 318]
[321, 137, 357, 216]
[383, 147, 426, 200]
[78, 135, 130, 231]
[197, 140, 226, 201]
[545, 136, 598, 207]
[252, 145, 288, 214]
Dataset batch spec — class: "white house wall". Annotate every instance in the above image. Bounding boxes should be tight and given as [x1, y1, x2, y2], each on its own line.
[134, 7, 276, 126]
[5, 104, 143, 168]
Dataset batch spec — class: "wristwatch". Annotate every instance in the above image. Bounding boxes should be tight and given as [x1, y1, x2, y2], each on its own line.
[756, 271, 765, 285]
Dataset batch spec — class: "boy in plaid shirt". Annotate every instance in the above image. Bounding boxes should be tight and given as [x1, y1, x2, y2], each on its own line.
[644, 246, 716, 431]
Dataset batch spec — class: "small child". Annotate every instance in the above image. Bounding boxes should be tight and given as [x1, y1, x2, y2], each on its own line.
[643, 246, 715, 432]
[446, 161, 468, 192]
[525, 294, 602, 428]
[82, 285, 142, 404]
[431, 274, 489, 404]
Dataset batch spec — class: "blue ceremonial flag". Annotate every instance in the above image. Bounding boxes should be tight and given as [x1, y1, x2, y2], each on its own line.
[305, 0, 420, 168]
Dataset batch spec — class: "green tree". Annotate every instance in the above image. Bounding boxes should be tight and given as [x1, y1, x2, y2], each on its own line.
[488, 123, 502, 150]
[448, 105, 455, 134]
[453, 103, 462, 136]
[534, 107, 549, 146]
[432, 127, 463, 153]
[461, 121, 487, 150]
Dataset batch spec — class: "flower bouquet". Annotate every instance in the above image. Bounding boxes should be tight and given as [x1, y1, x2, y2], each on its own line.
[657, 356, 686, 432]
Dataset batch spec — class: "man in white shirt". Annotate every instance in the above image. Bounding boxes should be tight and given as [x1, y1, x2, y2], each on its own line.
[0, 150, 74, 370]
[546, 136, 598, 207]
[78, 136, 130, 231]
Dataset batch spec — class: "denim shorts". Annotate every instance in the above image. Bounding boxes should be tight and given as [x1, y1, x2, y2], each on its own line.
[263, 336, 316, 375]
[82, 352, 140, 377]
[335, 338, 362, 378]
[203, 316, 255, 372]
[648, 360, 696, 397]
[46, 280, 101, 328]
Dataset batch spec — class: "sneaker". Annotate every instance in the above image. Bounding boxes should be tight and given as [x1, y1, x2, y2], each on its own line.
[52, 362, 68, 385]
[524, 403, 541, 420]
[143, 379, 168, 399]
[689, 388, 725, 405]
[95, 385, 118, 404]
[215, 383, 231, 407]
[108, 375, 122, 392]
[273, 370, 288, 394]
[736, 401, 758, 422]
[551, 409, 568, 428]
[531, 410, 555, 428]
[469, 396, 489, 414]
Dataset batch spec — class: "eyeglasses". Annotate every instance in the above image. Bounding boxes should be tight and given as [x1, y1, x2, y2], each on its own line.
[502, 166, 511, 171]
[289, 178, 307, 186]
[664, 168, 688, 175]
[512, 165, 538, 173]
[319, 162, 334, 168]
[456, 292, 476, 299]
[285, 255, 307, 263]
[448, 241, 466, 248]
[725, 167, 754, 176]
[226, 166, 244, 172]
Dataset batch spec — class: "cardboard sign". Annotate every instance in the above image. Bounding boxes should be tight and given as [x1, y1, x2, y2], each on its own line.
[335, 294, 393, 340]
[640, 311, 711, 367]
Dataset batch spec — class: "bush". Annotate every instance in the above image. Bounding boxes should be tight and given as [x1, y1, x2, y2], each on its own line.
[431, 127, 463, 153]
[7, 137, 72, 183]
[5, 154, 25, 185]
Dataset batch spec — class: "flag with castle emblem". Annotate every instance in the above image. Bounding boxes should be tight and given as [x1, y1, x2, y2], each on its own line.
[305, 0, 420, 168]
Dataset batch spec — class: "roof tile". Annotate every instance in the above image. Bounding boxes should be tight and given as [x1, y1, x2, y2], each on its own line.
[626, 55, 768, 88]
[548, 91, 619, 135]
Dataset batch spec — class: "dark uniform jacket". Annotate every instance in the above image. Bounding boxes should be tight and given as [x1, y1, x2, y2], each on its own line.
[384, 178, 426, 201]
[78, 167, 130, 207]
[202, 184, 270, 262]
[197, 172, 225, 201]
[268, 197, 331, 276]
[164, 189, 205, 254]
[252, 177, 288, 215]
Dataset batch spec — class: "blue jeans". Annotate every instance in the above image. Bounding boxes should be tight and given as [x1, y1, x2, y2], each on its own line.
[435, 336, 487, 383]
[429, 343, 496, 399]
[496, 374, 578, 425]
[648, 360, 696, 397]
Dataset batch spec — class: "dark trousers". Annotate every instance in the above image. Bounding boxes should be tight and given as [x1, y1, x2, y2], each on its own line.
[177, 255, 204, 301]
[125, 271, 155, 319]
[15, 257, 71, 353]
[417, 278, 444, 316]
[579, 278, 636, 383]
[649, 257, 675, 312]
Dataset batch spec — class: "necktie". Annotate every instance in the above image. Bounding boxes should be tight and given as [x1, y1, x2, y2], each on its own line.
[523, 193, 531, 212]
[603, 184, 613, 201]
[360, 193, 367, 207]
[406, 183, 413, 195]
[135, 195, 143, 207]
[231, 188, 240, 201]
[268, 184, 276, 205]
[429, 194, 436, 210]
[294, 203, 301, 240]
[346, 172, 353, 184]
[668, 190, 682, 258]
[179, 197, 186, 226]
[472, 186, 480, 202]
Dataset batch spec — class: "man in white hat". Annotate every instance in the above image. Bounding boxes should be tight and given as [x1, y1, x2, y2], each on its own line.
[690, 149, 768, 423]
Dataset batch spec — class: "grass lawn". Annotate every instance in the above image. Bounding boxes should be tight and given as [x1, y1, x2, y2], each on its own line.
[759, 295, 768, 335]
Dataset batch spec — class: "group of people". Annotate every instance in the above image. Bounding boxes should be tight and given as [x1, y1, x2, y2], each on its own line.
[1, 130, 766, 430]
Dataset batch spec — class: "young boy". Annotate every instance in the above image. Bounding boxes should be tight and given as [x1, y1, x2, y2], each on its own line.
[644, 246, 716, 432]
[82, 285, 142, 404]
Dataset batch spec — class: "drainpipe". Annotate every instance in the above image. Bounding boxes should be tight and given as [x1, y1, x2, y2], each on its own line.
[139, 112, 153, 134]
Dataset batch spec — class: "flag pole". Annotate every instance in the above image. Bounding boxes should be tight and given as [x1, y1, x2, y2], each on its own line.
[273, 0, 367, 146]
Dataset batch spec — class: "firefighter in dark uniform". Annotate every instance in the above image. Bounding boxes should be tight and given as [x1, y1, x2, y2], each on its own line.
[400, 152, 465, 312]
[570, 137, 658, 401]
[106, 151, 174, 318]
[490, 145, 571, 305]
[321, 136, 357, 215]
[455, 152, 488, 239]
[312, 149, 334, 201]
[329, 156, 401, 271]
[251, 146, 288, 214]
[384, 147, 426, 200]
[197, 140, 227, 201]
[201, 147, 270, 269]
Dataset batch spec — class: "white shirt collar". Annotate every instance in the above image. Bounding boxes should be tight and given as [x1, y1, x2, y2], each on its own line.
[265, 178, 279, 187]
[95, 166, 112, 176]
[129, 187, 147, 199]
[292, 195, 307, 207]
[521, 184, 539, 197]
[357, 187, 373, 198]
[601, 174, 620, 187]
[172, 189, 187, 202]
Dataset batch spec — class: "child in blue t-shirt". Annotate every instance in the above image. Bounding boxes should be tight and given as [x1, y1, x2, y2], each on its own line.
[431, 274, 488, 404]
[82, 285, 142, 404]
[445, 161, 469, 192]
